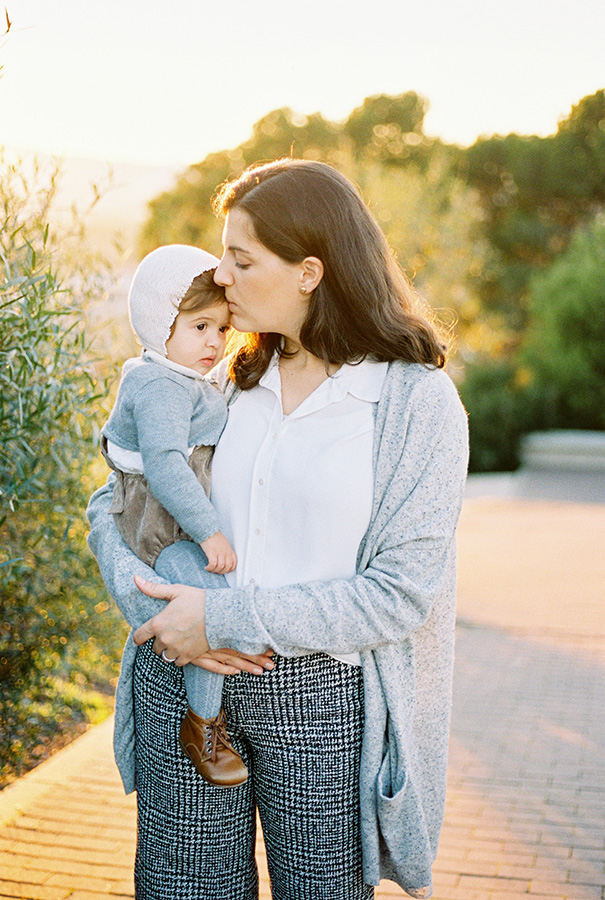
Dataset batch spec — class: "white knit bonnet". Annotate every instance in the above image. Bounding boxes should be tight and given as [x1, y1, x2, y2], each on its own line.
[128, 245, 221, 356]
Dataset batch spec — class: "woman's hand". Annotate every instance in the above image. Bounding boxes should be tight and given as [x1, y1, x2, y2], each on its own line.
[191, 648, 275, 676]
[132, 576, 275, 675]
[132, 576, 210, 665]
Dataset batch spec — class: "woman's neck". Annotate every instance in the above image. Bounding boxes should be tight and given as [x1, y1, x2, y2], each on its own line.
[278, 345, 339, 415]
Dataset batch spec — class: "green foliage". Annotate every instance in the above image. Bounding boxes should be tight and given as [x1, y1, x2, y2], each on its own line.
[140, 150, 235, 256]
[139, 95, 491, 357]
[140, 88, 605, 472]
[522, 218, 605, 429]
[0, 156, 127, 784]
[140, 106, 346, 256]
[139, 93, 443, 257]
[460, 217, 605, 471]
[458, 359, 552, 472]
[456, 90, 605, 470]
[464, 90, 605, 328]
[343, 92, 436, 168]
[243, 107, 341, 165]
[557, 90, 605, 201]
[354, 153, 490, 349]
[1, 672, 112, 784]
[458, 360, 519, 472]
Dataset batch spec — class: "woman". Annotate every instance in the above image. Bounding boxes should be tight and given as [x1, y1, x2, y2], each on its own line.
[87, 158, 468, 900]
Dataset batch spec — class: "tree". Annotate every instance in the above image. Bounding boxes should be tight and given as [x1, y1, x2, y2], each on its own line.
[138, 95, 492, 357]
[241, 107, 340, 164]
[463, 90, 605, 332]
[139, 93, 453, 255]
[459, 216, 605, 471]
[353, 152, 490, 356]
[140, 150, 235, 255]
[140, 107, 342, 256]
[343, 92, 434, 167]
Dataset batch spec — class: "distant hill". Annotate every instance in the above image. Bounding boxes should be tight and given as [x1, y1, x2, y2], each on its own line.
[48, 157, 183, 360]
[52, 156, 183, 262]
[0, 152, 183, 263]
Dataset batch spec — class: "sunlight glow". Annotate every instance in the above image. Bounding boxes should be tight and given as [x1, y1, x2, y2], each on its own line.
[1, 0, 603, 167]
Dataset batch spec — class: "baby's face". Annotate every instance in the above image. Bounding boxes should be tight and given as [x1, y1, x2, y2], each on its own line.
[165, 301, 231, 375]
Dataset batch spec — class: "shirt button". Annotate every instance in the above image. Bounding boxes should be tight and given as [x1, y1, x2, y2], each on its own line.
[249, 579, 255, 585]
[258, 478, 264, 486]
[255, 528, 261, 535]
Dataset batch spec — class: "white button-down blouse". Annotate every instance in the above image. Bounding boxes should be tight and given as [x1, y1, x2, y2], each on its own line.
[210, 355, 389, 666]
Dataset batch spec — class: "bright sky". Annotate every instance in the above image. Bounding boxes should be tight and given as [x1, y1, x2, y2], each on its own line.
[2, 0, 604, 168]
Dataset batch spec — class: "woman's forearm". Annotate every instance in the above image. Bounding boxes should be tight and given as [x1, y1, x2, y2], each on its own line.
[204, 535, 457, 658]
[86, 475, 169, 629]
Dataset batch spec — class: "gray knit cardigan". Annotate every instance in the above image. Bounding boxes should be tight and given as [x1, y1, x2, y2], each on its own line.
[86, 360, 468, 899]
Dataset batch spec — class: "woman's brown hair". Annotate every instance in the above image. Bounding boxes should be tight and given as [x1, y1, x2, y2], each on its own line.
[213, 159, 446, 389]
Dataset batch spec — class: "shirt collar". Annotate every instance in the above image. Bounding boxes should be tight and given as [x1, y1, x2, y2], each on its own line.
[258, 352, 282, 394]
[329, 358, 389, 403]
[259, 353, 388, 409]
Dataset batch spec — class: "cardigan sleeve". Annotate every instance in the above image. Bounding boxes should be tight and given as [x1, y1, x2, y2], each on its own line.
[132, 378, 221, 544]
[86, 474, 170, 630]
[204, 372, 469, 657]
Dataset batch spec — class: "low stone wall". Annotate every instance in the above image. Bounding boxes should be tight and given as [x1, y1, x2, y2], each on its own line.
[516, 430, 605, 503]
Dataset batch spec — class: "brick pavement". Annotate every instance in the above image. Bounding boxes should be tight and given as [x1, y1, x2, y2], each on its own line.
[1, 497, 603, 899]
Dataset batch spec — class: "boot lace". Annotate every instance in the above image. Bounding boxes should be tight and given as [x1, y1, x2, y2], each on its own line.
[205, 710, 234, 761]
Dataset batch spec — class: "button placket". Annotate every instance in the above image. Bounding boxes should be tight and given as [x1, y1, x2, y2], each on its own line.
[241, 404, 282, 586]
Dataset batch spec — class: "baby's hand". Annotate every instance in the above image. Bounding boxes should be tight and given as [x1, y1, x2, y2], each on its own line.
[200, 531, 237, 575]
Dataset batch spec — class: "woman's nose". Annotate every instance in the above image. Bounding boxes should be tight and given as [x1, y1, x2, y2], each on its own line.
[213, 257, 232, 286]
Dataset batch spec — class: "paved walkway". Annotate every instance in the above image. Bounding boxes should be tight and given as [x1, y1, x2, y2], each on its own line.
[1, 497, 604, 899]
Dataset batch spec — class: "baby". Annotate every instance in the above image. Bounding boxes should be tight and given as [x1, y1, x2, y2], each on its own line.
[102, 244, 246, 788]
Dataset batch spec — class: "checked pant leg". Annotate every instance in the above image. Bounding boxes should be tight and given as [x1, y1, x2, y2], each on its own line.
[223, 654, 375, 900]
[133, 640, 258, 900]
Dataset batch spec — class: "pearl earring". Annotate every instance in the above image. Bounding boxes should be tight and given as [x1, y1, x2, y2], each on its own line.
[300, 286, 307, 294]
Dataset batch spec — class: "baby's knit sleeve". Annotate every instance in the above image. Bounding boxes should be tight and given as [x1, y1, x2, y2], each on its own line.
[132, 377, 221, 544]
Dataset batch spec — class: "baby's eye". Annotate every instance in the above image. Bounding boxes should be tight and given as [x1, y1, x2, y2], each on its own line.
[219, 325, 231, 334]
[196, 323, 207, 332]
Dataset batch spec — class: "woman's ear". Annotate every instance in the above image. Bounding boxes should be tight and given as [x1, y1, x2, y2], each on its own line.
[300, 256, 324, 294]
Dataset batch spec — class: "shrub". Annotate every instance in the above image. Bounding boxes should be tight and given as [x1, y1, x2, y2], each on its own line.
[459, 217, 605, 472]
[0, 156, 126, 784]
[522, 219, 605, 429]
[458, 358, 555, 472]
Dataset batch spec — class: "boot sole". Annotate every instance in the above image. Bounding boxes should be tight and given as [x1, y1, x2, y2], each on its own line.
[178, 737, 248, 788]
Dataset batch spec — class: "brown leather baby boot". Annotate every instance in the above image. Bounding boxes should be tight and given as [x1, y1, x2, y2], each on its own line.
[179, 708, 248, 787]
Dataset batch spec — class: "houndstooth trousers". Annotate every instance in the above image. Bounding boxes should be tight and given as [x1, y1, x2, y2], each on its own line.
[133, 640, 375, 900]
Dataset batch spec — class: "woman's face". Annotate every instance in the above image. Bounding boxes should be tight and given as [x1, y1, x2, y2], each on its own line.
[213, 208, 310, 343]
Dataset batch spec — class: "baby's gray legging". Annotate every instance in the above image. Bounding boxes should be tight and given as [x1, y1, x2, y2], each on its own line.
[154, 540, 226, 718]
